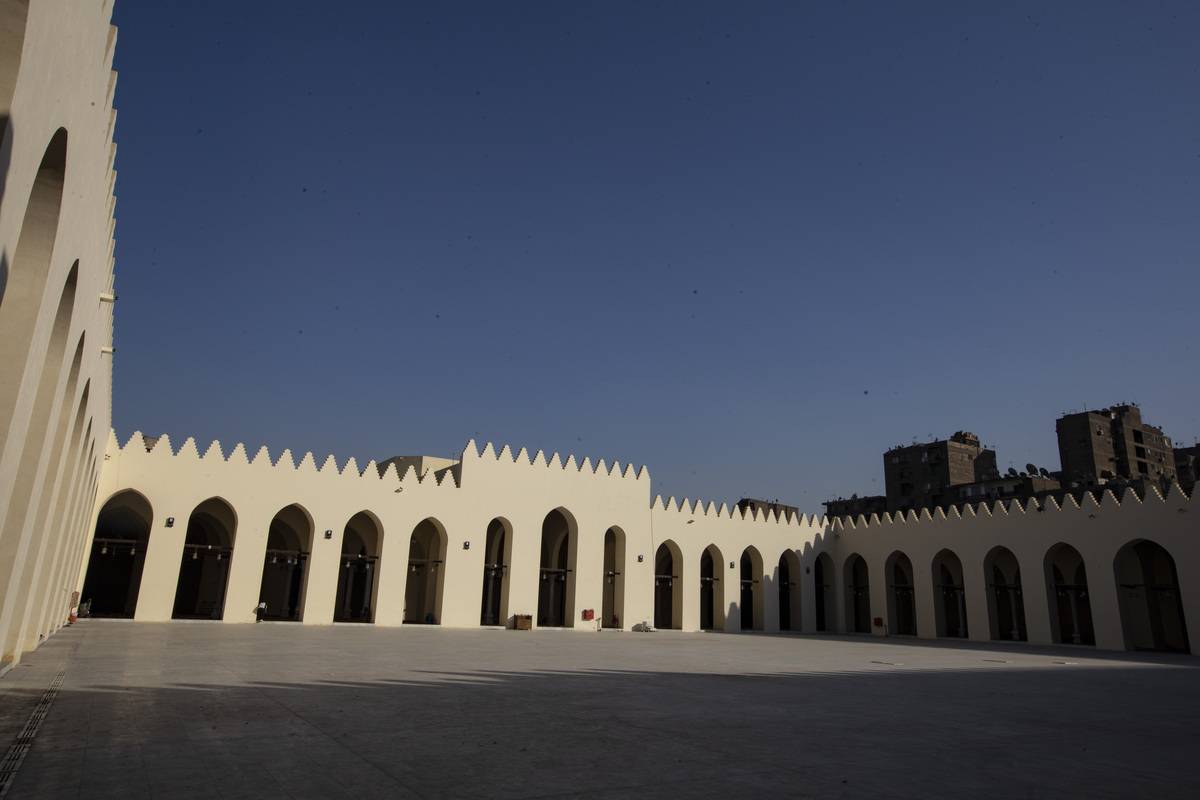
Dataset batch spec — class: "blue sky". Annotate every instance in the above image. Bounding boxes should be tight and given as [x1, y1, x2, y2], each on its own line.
[109, 1, 1200, 512]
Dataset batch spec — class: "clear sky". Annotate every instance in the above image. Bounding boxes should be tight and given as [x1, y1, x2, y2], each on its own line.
[109, 1, 1199, 514]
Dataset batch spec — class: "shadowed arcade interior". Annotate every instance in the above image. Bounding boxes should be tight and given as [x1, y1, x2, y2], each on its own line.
[80, 490, 152, 618]
[172, 497, 236, 620]
[405, 517, 446, 625]
[537, 508, 576, 628]
[334, 511, 381, 624]
[257, 504, 313, 622]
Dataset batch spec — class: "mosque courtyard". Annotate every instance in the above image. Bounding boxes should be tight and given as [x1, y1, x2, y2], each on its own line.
[0, 622, 1196, 799]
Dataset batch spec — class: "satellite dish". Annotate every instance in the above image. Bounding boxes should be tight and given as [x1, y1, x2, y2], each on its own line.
[1025, 463, 1037, 475]
[1039, 467, 1050, 478]
[1006, 467, 1018, 478]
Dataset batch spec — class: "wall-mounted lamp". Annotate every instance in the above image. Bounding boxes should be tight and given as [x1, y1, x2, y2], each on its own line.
[165, 517, 175, 528]
[686, 520, 694, 525]
[324, 529, 333, 540]
[99, 292, 117, 303]
[463, 541, 470, 550]
[805, 566, 811, 574]
[100, 346, 115, 355]
[636, 554, 643, 563]
[729, 561, 734, 569]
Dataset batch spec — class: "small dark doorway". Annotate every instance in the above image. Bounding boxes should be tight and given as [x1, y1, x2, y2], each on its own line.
[778, 555, 793, 631]
[257, 504, 313, 621]
[81, 491, 152, 618]
[845, 554, 870, 633]
[480, 518, 509, 626]
[172, 498, 235, 620]
[334, 511, 380, 623]
[739, 548, 762, 630]
[537, 508, 575, 627]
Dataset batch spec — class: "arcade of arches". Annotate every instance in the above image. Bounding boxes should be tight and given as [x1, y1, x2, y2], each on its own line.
[76, 500, 1193, 654]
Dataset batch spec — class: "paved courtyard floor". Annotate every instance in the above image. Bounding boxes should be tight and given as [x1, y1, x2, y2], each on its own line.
[0, 621, 1197, 799]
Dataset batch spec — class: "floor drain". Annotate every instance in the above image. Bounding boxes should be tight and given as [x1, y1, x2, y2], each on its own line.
[870, 660, 903, 666]
[1052, 661, 1077, 665]
[982, 658, 1009, 663]
[0, 669, 65, 798]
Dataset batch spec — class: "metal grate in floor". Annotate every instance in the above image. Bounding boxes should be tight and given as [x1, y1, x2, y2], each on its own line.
[0, 669, 66, 798]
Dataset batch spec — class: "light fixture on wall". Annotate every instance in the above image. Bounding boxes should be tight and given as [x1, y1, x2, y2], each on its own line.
[463, 541, 470, 550]
[729, 562, 734, 569]
[324, 530, 333, 539]
[637, 554, 643, 563]
[165, 517, 175, 527]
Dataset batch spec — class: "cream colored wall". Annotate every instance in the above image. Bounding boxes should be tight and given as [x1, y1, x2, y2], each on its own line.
[0, 0, 116, 669]
[93, 432, 1198, 654]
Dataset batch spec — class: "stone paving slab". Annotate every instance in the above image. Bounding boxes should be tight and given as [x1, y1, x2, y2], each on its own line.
[1, 621, 1198, 798]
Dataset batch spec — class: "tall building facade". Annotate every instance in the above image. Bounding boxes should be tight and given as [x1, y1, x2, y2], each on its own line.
[1056, 404, 1175, 486]
[883, 431, 999, 514]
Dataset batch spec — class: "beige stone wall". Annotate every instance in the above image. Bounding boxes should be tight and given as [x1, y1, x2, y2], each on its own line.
[0, 0, 117, 669]
[90, 432, 1200, 654]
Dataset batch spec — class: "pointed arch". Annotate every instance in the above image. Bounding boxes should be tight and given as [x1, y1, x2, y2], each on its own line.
[654, 539, 683, 630]
[843, 553, 870, 633]
[1114, 539, 1189, 653]
[257, 503, 314, 621]
[480, 516, 512, 626]
[601, 526, 625, 629]
[537, 507, 577, 627]
[885, 550, 916, 636]
[932, 549, 967, 638]
[739, 546, 764, 631]
[813, 551, 834, 632]
[777, 550, 802, 631]
[80, 489, 152, 617]
[405, 517, 447, 624]
[700, 543, 724, 631]
[335, 510, 382, 623]
[172, 497, 236, 620]
[1043, 542, 1094, 645]
[984, 545, 1026, 641]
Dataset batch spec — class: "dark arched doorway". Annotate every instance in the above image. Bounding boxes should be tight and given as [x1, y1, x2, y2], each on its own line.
[654, 541, 682, 630]
[778, 551, 801, 631]
[405, 517, 446, 624]
[172, 498, 235, 620]
[814, 552, 834, 632]
[844, 554, 870, 633]
[334, 511, 381, 623]
[480, 517, 511, 626]
[80, 490, 152, 617]
[537, 508, 576, 627]
[602, 527, 625, 629]
[932, 549, 967, 638]
[700, 544, 724, 631]
[739, 547, 763, 631]
[1114, 540, 1189, 653]
[985, 546, 1026, 641]
[257, 504, 313, 621]
[1044, 543, 1095, 645]
[886, 551, 916, 636]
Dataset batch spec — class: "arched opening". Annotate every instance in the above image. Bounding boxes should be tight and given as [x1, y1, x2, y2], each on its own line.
[885, 551, 916, 636]
[778, 551, 802, 631]
[1043, 543, 1095, 645]
[601, 526, 625, 629]
[480, 517, 512, 626]
[1114, 540, 1189, 653]
[334, 511, 381, 623]
[257, 504, 313, 622]
[814, 552, 834, 632]
[932, 549, 967, 638]
[0, 1, 30, 156]
[537, 508, 577, 628]
[405, 517, 446, 624]
[844, 554, 870, 633]
[171, 498, 236, 620]
[739, 547, 763, 631]
[0, 130, 68, 455]
[699, 544, 724, 631]
[653, 540, 682, 630]
[80, 490, 152, 618]
[984, 546, 1026, 642]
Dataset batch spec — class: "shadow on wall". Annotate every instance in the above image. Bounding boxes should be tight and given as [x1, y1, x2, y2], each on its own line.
[2, 636, 1198, 798]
